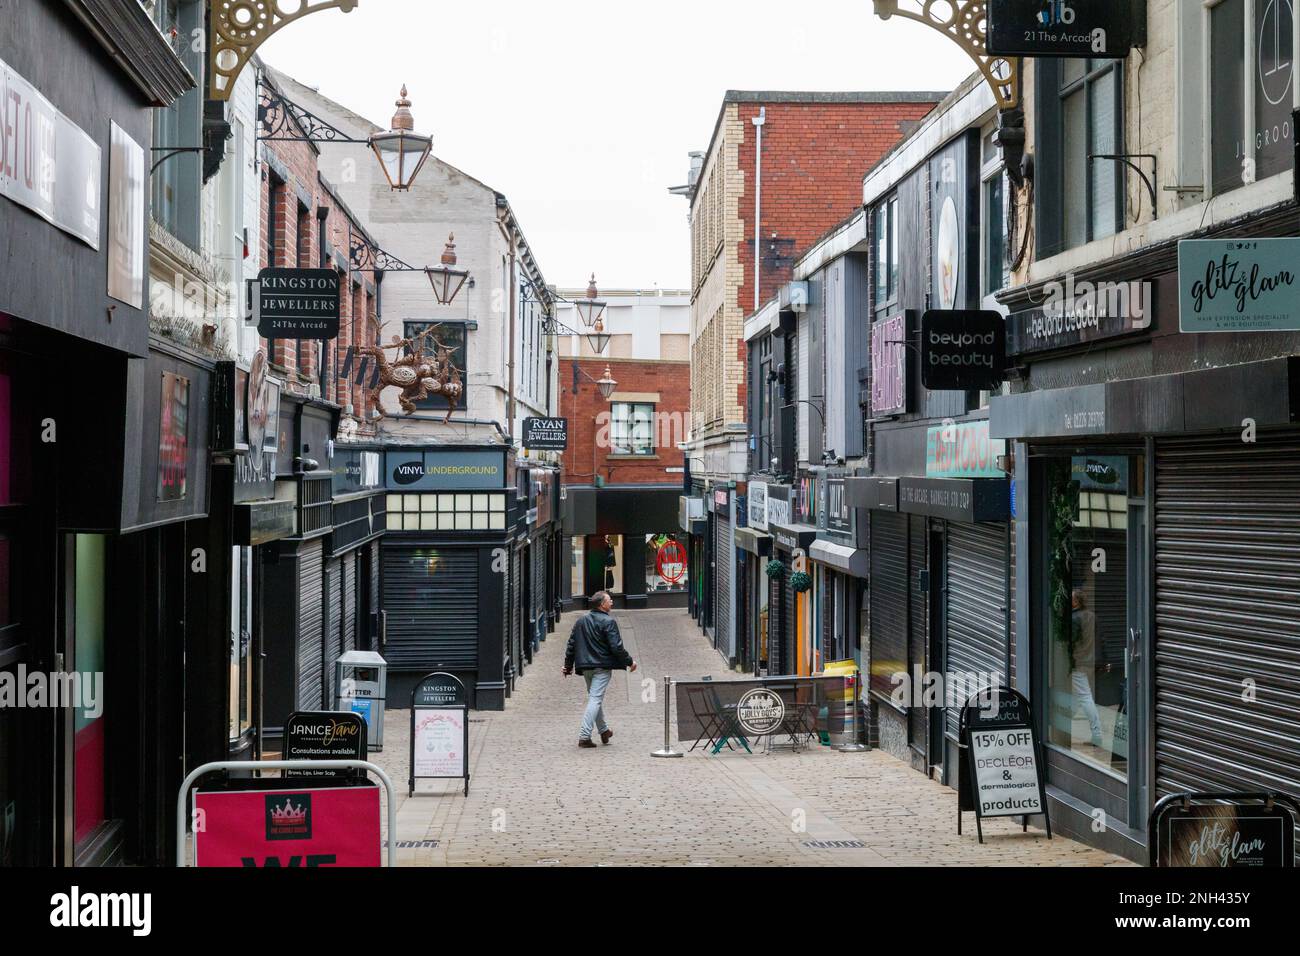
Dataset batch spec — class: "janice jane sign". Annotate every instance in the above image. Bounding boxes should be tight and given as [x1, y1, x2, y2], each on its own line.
[1179, 239, 1300, 332]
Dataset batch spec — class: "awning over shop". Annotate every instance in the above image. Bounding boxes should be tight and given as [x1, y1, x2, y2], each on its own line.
[897, 477, 1009, 523]
[734, 527, 772, 557]
[809, 539, 869, 577]
[990, 356, 1300, 440]
[845, 476, 898, 511]
[769, 522, 817, 554]
[235, 499, 296, 546]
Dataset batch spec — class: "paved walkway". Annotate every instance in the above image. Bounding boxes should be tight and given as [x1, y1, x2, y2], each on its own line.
[373, 608, 1129, 866]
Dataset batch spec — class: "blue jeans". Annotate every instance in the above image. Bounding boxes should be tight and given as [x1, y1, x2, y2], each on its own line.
[581, 669, 612, 740]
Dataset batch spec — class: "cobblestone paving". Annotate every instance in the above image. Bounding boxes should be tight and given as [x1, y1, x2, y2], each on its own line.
[373, 608, 1130, 867]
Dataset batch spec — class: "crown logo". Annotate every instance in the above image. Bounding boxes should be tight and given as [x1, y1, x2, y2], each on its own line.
[270, 798, 308, 824]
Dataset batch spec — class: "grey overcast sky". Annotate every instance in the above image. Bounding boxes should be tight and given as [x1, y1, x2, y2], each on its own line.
[259, 0, 973, 291]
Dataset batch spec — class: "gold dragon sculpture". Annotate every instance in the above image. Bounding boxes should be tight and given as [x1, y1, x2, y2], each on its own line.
[357, 327, 464, 422]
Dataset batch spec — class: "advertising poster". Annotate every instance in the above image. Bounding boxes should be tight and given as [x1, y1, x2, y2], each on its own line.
[192, 786, 381, 867]
[413, 707, 466, 779]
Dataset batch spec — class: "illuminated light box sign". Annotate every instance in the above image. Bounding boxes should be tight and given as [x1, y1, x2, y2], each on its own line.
[986, 0, 1140, 58]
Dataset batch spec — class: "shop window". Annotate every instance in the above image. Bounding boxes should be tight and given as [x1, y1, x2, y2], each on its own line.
[1036, 58, 1124, 257]
[610, 403, 655, 456]
[385, 492, 508, 532]
[645, 533, 688, 593]
[586, 535, 623, 594]
[1043, 456, 1140, 778]
[403, 321, 468, 410]
[73, 534, 107, 847]
[229, 546, 253, 743]
[569, 537, 586, 599]
[1206, 0, 1293, 196]
[872, 196, 900, 318]
[149, 0, 202, 249]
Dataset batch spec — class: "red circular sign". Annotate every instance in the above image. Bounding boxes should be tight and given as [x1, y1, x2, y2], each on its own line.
[655, 540, 687, 585]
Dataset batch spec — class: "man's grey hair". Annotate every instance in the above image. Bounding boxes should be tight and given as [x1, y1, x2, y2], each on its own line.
[590, 591, 612, 610]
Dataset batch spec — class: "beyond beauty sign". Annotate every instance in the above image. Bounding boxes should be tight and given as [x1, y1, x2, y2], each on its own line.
[192, 786, 381, 867]
[1178, 239, 1300, 332]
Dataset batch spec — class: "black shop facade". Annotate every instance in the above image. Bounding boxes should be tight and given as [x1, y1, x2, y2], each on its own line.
[991, 206, 1300, 864]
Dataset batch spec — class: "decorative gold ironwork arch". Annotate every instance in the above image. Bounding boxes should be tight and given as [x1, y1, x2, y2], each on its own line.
[209, 0, 360, 101]
[873, 1, 1021, 111]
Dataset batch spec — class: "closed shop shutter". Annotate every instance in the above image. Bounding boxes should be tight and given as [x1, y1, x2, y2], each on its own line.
[908, 516, 927, 750]
[1154, 433, 1300, 810]
[783, 558, 797, 673]
[532, 538, 546, 642]
[342, 552, 357, 656]
[297, 540, 325, 711]
[324, 557, 342, 706]
[869, 512, 908, 700]
[945, 521, 1010, 742]
[512, 547, 523, 677]
[381, 546, 479, 670]
[715, 513, 732, 655]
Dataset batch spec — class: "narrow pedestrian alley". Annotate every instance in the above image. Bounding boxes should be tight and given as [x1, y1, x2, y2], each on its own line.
[372, 609, 1128, 867]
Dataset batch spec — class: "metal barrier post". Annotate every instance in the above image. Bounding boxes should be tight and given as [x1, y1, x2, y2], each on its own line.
[175, 759, 400, 867]
[651, 676, 684, 758]
[837, 667, 869, 752]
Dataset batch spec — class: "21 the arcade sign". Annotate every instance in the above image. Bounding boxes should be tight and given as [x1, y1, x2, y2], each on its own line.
[986, 0, 1140, 59]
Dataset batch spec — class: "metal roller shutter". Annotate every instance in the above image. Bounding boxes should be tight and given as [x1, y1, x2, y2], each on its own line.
[715, 513, 732, 655]
[381, 546, 479, 670]
[945, 521, 1010, 741]
[532, 538, 546, 645]
[511, 547, 523, 678]
[783, 557, 797, 674]
[908, 516, 927, 750]
[297, 540, 325, 711]
[342, 552, 357, 656]
[324, 557, 341, 706]
[1154, 433, 1300, 810]
[869, 512, 907, 700]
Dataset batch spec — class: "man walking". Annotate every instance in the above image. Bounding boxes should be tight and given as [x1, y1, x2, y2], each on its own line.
[563, 591, 636, 748]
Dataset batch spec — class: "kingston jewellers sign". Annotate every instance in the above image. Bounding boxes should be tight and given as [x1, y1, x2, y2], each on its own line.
[921, 311, 1007, 391]
[1178, 239, 1300, 332]
[986, 0, 1140, 59]
[1007, 276, 1152, 357]
[255, 268, 341, 340]
[522, 417, 569, 450]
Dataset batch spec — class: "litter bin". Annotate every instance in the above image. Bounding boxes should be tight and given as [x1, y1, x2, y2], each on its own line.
[336, 650, 388, 752]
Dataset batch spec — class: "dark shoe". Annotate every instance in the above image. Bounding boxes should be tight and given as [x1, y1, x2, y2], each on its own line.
[600, 729, 614, 745]
[578, 738, 597, 749]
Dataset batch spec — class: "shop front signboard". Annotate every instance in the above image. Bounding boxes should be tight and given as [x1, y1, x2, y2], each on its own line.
[522, 417, 569, 450]
[898, 477, 1009, 523]
[283, 711, 368, 779]
[0, 55, 102, 249]
[871, 313, 909, 416]
[192, 785, 381, 867]
[1178, 238, 1300, 332]
[1150, 793, 1298, 867]
[921, 310, 1007, 391]
[410, 673, 470, 796]
[748, 481, 769, 531]
[926, 419, 1007, 480]
[986, 0, 1139, 59]
[958, 688, 1051, 843]
[1007, 277, 1152, 357]
[255, 268, 341, 340]
[386, 449, 506, 491]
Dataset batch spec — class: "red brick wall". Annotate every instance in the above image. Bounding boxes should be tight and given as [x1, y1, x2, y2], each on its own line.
[559, 357, 690, 486]
[734, 100, 938, 313]
[259, 110, 378, 435]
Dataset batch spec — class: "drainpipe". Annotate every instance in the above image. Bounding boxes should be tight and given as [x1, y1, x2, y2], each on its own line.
[496, 210, 518, 445]
[752, 107, 766, 312]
